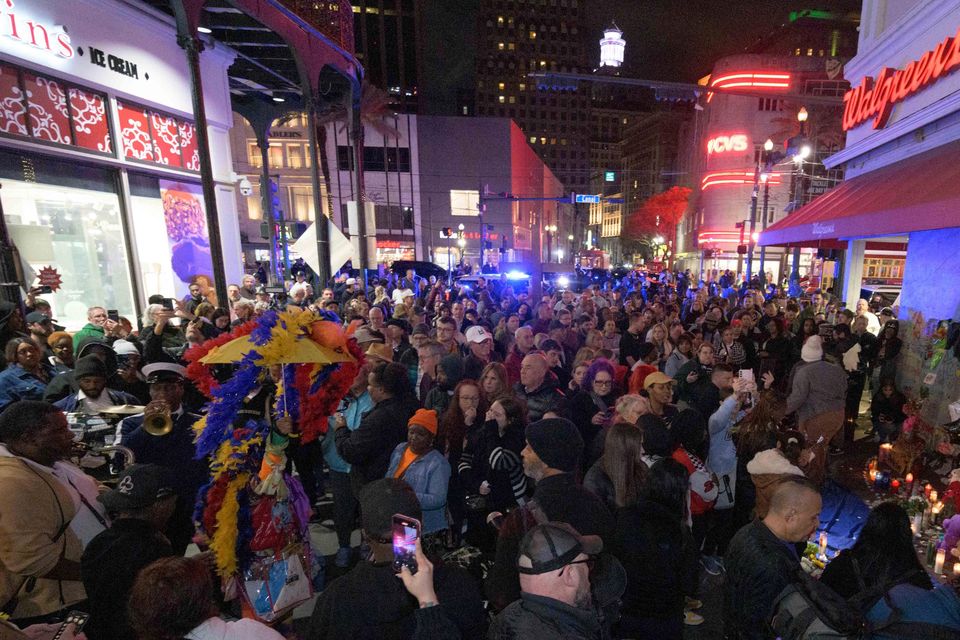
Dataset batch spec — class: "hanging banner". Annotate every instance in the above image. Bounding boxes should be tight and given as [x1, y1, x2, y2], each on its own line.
[156, 179, 216, 304]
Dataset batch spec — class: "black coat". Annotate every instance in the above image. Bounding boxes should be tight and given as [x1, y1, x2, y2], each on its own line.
[611, 499, 695, 632]
[490, 593, 601, 640]
[513, 379, 569, 423]
[335, 395, 416, 490]
[307, 559, 487, 640]
[724, 519, 801, 640]
[80, 518, 174, 640]
[570, 391, 616, 465]
[458, 419, 527, 512]
[486, 473, 614, 612]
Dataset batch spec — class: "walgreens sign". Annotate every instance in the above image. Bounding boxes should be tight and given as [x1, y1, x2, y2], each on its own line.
[843, 26, 960, 131]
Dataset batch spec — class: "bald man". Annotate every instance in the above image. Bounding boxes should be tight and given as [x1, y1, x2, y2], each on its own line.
[504, 326, 536, 386]
[514, 353, 568, 422]
[724, 477, 822, 640]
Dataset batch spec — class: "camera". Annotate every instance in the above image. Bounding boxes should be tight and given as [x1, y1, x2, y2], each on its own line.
[238, 176, 254, 197]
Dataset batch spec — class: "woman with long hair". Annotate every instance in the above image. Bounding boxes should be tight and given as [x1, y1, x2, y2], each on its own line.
[793, 316, 819, 361]
[459, 395, 528, 549]
[822, 502, 931, 597]
[570, 358, 620, 469]
[730, 391, 784, 529]
[612, 458, 697, 639]
[758, 316, 792, 391]
[479, 362, 509, 405]
[646, 322, 674, 370]
[585, 422, 648, 511]
[129, 556, 284, 640]
[438, 379, 486, 544]
[872, 320, 902, 389]
[0, 337, 54, 406]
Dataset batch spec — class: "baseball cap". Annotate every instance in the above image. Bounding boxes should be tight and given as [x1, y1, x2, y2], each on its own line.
[517, 522, 602, 575]
[346, 277, 357, 285]
[643, 371, 675, 389]
[112, 339, 139, 357]
[98, 464, 175, 513]
[24, 311, 53, 324]
[465, 325, 492, 344]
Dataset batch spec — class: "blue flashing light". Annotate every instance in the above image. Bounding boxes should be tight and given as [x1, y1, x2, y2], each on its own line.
[506, 270, 530, 280]
[557, 276, 570, 289]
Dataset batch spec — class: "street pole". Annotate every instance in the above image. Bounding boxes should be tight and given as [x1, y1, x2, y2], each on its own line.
[305, 97, 330, 285]
[258, 129, 279, 286]
[746, 163, 760, 285]
[758, 178, 770, 284]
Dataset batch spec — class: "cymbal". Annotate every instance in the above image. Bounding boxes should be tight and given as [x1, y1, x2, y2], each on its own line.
[99, 404, 145, 415]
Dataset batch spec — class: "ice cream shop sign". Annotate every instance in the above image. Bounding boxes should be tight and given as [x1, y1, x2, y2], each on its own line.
[0, 0, 73, 59]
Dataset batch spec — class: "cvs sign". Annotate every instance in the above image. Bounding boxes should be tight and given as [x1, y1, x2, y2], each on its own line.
[707, 134, 748, 155]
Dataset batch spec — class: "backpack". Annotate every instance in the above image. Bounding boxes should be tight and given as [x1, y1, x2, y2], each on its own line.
[771, 565, 960, 640]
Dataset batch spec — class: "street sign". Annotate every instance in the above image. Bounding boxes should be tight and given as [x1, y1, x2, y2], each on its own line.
[574, 194, 601, 204]
[604, 171, 616, 182]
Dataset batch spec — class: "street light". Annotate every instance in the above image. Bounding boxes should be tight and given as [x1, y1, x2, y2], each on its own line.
[544, 225, 557, 263]
[458, 223, 465, 231]
[797, 106, 808, 124]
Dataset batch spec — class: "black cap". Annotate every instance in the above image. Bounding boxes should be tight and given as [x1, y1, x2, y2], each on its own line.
[74, 355, 107, 379]
[359, 478, 422, 539]
[385, 318, 412, 334]
[98, 464, 175, 512]
[517, 522, 602, 575]
[24, 311, 53, 324]
[524, 418, 583, 473]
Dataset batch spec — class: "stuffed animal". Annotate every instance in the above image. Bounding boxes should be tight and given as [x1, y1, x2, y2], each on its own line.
[941, 514, 960, 558]
[947, 468, 960, 513]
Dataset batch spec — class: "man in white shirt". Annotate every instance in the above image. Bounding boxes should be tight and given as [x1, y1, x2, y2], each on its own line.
[855, 299, 881, 336]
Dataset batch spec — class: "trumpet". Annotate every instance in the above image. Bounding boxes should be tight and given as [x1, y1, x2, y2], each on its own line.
[144, 404, 173, 436]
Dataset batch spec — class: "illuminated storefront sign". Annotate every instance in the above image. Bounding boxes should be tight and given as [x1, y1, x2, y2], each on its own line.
[843, 25, 960, 131]
[707, 134, 748, 155]
[0, 0, 73, 59]
[707, 71, 790, 102]
[701, 170, 782, 190]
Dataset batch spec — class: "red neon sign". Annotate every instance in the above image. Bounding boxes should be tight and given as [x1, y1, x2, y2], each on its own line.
[706, 71, 790, 102]
[0, 0, 73, 59]
[707, 134, 749, 154]
[698, 231, 742, 245]
[843, 25, 960, 131]
[701, 170, 782, 190]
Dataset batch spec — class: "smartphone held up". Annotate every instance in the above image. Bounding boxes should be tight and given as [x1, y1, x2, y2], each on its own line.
[392, 514, 421, 575]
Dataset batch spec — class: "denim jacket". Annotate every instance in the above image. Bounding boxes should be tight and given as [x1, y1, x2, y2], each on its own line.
[0, 364, 52, 407]
[385, 445, 451, 534]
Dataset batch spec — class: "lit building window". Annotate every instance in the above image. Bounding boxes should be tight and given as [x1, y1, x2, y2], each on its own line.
[450, 190, 480, 216]
[508, 42, 515, 50]
[499, 95, 506, 103]
[498, 42, 505, 50]
[530, 136, 537, 144]
[519, 83, 526, 91]
[497, 15, 504, 26]
[498, 82, 505, 90]
[529, 30, 537, 40]
[540, 60, 547, 67]
[807, 48, 814, 56]
[509, 96, 516, 103]
[248, 142, 262, 168]
[540, 136, 547, 144]
[287, 144, 303, 169]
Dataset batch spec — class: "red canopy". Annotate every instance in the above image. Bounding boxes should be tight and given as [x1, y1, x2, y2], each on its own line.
[759, 140, 960, 246]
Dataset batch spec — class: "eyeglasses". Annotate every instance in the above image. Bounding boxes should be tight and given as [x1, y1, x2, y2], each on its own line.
[593, 379, 613, 387]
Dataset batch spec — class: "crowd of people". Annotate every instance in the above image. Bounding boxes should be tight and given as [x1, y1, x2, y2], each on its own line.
[0, 265, 958, 640]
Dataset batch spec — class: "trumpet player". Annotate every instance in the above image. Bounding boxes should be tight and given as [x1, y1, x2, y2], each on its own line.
[119, 363, 205, 555]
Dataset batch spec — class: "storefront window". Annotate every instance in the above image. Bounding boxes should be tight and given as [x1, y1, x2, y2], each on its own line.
[128, 173, 218, 305]
[289, 185, 314, 221]
[117, 101, 199, 171]
[0, 150, 134, 330]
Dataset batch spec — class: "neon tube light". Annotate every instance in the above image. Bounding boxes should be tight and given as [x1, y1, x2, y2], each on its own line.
[701, 170, 782, 190]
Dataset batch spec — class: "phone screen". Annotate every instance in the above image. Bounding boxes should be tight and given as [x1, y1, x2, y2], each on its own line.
[161, 298, 174, 311]
[391, 514, 421, 574]
[107, 309, 120, 323]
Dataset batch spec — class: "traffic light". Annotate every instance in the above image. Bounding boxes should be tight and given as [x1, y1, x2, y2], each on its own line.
[737, 244, 748, 255]
[441, 227, 453, 238]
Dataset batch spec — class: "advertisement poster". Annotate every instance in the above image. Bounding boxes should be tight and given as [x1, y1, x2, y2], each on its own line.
[132, 180, 216, 305]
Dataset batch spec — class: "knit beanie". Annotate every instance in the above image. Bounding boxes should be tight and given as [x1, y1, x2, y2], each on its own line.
[524, 418, 583, 473]
[74, 355, 107, 379]
[408, 408, 438, 435]
[801, 335, 824, 363]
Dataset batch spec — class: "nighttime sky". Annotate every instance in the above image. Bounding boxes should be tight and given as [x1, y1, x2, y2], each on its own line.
[585, 0, 863, 81]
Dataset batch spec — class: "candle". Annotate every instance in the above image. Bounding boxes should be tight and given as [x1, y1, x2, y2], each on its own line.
[869, 469, 878, 483]
[818, 532, 828, 558]
[925, 483, 933, 498]
[906, 473, 914, 495]
[911, 519, 919, 536]
[935, 549, 946, 574]
[930, 490, 939, 504]
[891, 479, 901, 494]
[932, 502, 944, 525]
[879, 443, 893, 465]
[954, 563, 960, 577]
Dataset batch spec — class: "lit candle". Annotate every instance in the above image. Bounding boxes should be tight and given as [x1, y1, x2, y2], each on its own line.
[935, 549, 946, 574]
[930, 490, 939, 504]
[911, 519, 919, 536]
[869, 469, 878, 483]
[891, 479, 901, 494]
[818, 532, 828, 558]
[925, 483, 933, 498]
[954, 563, 960, 577]
[879, 443, 893, 465]
[905, 473, 914, 495]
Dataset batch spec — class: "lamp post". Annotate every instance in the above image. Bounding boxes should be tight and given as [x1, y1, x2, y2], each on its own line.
[758, 138, 774, 283]
[789, 107, 809, 293]
[568, 233, 575, 264]
[458, 223, 466, 271]
[545, 224, 557, 264]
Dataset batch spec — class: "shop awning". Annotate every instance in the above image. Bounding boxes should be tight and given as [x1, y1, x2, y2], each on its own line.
[759, 140, 960, 246]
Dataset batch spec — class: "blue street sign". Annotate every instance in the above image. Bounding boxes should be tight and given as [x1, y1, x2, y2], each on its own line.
[574, 194, 601, 204]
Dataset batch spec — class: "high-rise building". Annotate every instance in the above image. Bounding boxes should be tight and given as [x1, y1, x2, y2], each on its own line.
[474, 0, 591, 195]
[352, 0, 420, 112]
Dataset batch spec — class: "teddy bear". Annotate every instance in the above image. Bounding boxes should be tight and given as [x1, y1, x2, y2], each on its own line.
[940, 514, 960, 559]
[946, 468, 960, 513]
